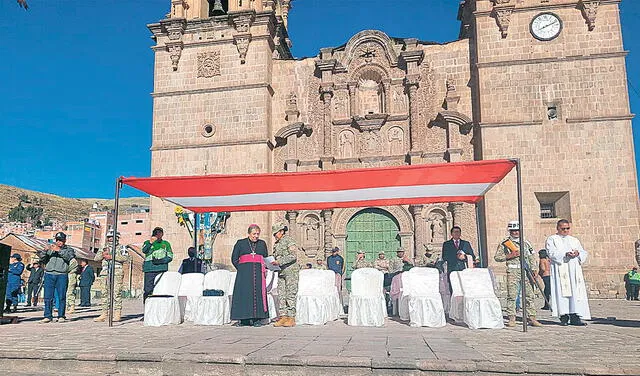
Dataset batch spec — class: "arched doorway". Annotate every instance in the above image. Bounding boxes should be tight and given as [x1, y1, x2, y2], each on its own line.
[345, 208, 400, 288]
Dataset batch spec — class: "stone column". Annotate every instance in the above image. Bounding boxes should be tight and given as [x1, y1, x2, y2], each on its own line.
[405, 75, 420, 153]
[449, 203, 464, 227]
[320, 84, 334, 156]
[321, 209, 334, 252]
[382, 79, 392, 114]
[409, 205, 424, 256]
[348, 82, 357, 117]
[285, 210, 298, 238]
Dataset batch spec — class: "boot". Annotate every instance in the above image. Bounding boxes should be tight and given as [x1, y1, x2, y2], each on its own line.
[282, 316, 296, 327]
[273, 316, 288, 327]
[94, 312, 108, 322]
[528, 317, 544, 327]
[569, 313, 587, 326]
[506, 315, 516, 327]
[112, 311, 122, 322]
[560, 314, 569, 326]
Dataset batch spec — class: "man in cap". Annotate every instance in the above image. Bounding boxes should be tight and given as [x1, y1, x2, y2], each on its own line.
[390, 249, 412, 273]
[415, 245, 440, 268]
[313, 258, 327, 270]
[5, 253, 25, 313]
[374, 252, 390, 273]
[494, 221, 542, 327]
[271, 222, 300, 327]
[352, 251, 372, 270]
[25, 261, 44, 307]
[94, 229, 130, 322]
[142, 227, 173, 303]
[327, 247, 345, 296]
[38, 232, 76, 323]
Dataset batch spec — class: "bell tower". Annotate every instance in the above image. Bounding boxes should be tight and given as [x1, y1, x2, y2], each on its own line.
[146, 0, 294, 265]
[461, 0, 639, 296]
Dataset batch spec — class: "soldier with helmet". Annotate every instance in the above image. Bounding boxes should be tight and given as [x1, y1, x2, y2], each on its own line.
[271, 222, 300, 327]
[494, 220, 543, 328]
[94, 228, 130, 322]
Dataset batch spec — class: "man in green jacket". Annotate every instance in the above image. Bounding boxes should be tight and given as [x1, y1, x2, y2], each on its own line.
[627, 267, 640, 301]
[142, 227, 173, 303]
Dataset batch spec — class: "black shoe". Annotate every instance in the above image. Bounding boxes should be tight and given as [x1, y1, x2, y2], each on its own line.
[569, 314, 587, 326]
[560, 314, 569, 326]
[541, 305, 550, 310]
[252, 320, 263, 327]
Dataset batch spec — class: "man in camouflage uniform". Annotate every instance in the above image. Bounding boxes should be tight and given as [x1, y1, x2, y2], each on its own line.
[352, 251, 373, 269]
[65, 256, 79, 315]
[94, 230, 130, 322]
[415, 245, 440, 268]
[390, 249, 412, 273]
[313, 257, 327, 270]
[271, 222, 300, 327]
[494, 221, 543, 328]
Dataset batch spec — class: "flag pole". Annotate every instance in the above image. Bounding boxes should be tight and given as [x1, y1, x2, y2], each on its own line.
[513, 159, 528, 333]
[109, 177, 123, 328]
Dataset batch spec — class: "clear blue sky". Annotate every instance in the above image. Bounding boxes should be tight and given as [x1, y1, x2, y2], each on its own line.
[1, 0, 639, 198]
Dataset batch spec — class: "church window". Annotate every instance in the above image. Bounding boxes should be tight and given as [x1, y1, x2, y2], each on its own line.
[535, 191, 571, 220]
[356, 70, 385, 116]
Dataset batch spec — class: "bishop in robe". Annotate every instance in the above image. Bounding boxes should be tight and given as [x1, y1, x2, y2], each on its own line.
[545, 219, 591, 326]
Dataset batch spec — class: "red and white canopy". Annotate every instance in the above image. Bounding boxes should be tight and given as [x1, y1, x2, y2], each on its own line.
[122, 160, 515, 213]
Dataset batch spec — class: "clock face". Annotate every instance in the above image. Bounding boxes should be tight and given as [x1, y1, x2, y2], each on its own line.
[530, 13, 562, 41]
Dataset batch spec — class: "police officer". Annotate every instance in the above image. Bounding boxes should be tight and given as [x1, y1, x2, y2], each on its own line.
[494, 221, 543, 327]
[271, 222, 300, 327]
[94, 229, 130, 322]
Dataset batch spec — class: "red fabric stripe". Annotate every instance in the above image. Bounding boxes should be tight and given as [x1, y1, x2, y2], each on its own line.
[179, 196, 484, 213]
[123, 160, 514, 198]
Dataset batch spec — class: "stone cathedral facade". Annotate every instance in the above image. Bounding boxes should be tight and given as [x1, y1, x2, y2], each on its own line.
[148, 0, 639, 296]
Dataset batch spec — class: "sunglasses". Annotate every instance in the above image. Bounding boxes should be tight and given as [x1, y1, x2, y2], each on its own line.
[560, 227, 570, 230]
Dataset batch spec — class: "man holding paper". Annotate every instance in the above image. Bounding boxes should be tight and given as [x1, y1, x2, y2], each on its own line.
[545, 219, 590, 326]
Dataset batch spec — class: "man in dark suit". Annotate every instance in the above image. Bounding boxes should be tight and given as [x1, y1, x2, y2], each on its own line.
[441, 226, 477, 292]
[78, 259, 95, 307]
[26, 262, 44, 307]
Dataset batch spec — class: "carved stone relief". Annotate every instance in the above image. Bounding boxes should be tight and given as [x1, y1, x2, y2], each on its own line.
[361, 130, 383, 156]
[426, 210, 446, 243]
[393, 86, 408, 114]
[338, 130, 356, 158]
[388, 126, 404, 155]
[197, 51, 221, 78]
[332, 89, 349, 119]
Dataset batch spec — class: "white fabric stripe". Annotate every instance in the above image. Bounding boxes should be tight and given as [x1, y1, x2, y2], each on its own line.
[166, 183, 494, 208]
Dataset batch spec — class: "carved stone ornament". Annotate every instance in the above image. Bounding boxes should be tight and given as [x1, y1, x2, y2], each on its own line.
[197, 51, 221, 78]
[232, 13, 255, 33]
[234, 34, 251, 64]
[493, 5, 515, 38]
[166, 41, 183, 71]
[579, 0, 600, 31]
[492, 0, 511, 4]
[165, 18, 186, 41]
[352, 113, 389, 132]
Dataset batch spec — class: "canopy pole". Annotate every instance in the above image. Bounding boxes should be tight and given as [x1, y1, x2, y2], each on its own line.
[513, 159, 527, 333]
[193, 213, 199, 254]
[474, 203, 484, 267]
[109, 177, 123, 328]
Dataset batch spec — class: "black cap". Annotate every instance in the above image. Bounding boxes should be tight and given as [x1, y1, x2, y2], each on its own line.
[11, 253, 22, 261]
[331, 247, 339, 252]
[55, 232, 67, 241]
[152, 227, 164, 236]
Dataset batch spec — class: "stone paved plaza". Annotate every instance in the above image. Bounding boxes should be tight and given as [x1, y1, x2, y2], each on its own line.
[0, 299, 639, 375]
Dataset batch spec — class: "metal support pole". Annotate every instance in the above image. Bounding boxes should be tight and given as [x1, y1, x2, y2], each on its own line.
[514, 159, 528, 333]
[474, 203, 484, 267]
[109, 177, 123, 328]
[193, 213, 199, 253]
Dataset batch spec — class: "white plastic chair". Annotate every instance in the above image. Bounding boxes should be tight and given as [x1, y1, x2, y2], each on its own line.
[458, 268, 504, 329]
[348, 268, 386, 327]
[448, 271, 464, 323]
[296, 269, 341, 325]
[405, 267, 446, 327]
[144, 272, 182, 326]
[193, 270, 232, 326]
[178, 273, 205, 322]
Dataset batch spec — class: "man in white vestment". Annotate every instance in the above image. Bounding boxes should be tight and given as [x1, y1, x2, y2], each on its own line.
[545, 219, 590, 326]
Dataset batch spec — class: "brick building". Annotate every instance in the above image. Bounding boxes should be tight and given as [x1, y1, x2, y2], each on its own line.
[146, 0, 639, 297]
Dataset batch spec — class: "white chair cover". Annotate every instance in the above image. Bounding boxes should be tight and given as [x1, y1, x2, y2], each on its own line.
[348, 268, 386, 327]
[458, 268, 504, 329]
[296, 269, 341, 325]
[227, 271, 237, 306]
[405, 268, 446, 327]
[193, 270, 232, 326]
[144, 272, 182, 326]
[266, 270, 279, 320]
[449, 271, 464, 323]
[178, 273, 205, 322]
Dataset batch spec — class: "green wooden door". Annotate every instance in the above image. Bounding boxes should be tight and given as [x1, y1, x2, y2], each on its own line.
[345, 208, 400, 290]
